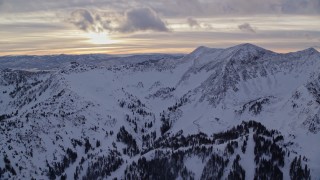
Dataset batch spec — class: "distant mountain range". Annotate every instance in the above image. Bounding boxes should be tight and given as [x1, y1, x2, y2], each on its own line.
[0, 43, 319, 179]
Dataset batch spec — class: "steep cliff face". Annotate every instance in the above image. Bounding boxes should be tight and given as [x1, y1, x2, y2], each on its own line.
[0, 44, 319, 179]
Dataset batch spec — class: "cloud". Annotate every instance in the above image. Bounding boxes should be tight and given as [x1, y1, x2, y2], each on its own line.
[66, 7, 169, 33]
[186, 17, 214, 30]
[68, 9, 95, 32]
[146, 0, 320, 17]
[238, 23, 256, 33]
[187, 17, 200, 28]
[203, 23, 214, 30]
[118, 7, 169, 33]
[1, 0, 320, 17]
[67, 9, 112, 32]
[281, 0, 320, 14]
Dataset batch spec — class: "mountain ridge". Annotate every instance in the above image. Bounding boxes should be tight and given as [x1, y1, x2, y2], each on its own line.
[0, 43, 319, 179]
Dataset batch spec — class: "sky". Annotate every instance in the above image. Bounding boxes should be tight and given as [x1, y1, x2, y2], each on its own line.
[0, 0, 319, 55]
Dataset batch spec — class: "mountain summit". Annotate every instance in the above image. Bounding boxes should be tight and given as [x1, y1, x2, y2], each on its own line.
[229, 43, 269, 52]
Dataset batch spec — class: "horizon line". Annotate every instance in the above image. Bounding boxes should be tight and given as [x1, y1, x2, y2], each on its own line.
[0, 43, 319, 57]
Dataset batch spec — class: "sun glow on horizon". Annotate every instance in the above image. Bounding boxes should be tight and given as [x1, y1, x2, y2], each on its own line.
[87, 32, 117, 45]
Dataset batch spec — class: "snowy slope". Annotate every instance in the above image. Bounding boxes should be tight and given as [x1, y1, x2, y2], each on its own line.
[0, 43, 319, 179]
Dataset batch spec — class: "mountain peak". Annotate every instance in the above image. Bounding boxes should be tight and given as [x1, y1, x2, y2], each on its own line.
[224, 43, 271, 62]
[188, 46, 221, 59]
[301, 47, 319, 54]
[193, 46, 218, 53]
[230, 43, 268, 52]
[237, 43, 258, 47]
[289, 47, 319, 57]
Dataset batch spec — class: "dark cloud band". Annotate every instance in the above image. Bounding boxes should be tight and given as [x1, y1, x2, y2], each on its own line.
[66, 7, 169, 33]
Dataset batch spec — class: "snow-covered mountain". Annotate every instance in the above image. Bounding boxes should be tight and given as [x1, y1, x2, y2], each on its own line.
[0, 54, 183, 71]
[0, 43, 319, 179]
